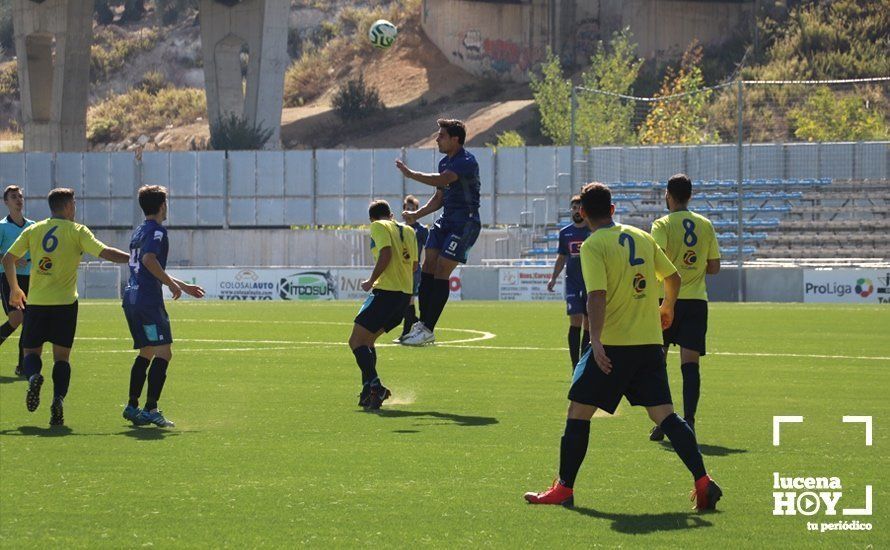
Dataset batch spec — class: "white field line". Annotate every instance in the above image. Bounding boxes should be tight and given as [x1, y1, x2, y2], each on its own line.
[69, 336, 890, 361]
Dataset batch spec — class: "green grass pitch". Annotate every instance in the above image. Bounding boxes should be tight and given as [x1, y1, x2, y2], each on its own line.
[1, 301, 887, 547]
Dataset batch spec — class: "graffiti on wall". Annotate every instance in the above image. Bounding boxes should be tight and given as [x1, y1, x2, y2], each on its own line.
[574, 19, 600, 63]
[451, 29, 534, 79]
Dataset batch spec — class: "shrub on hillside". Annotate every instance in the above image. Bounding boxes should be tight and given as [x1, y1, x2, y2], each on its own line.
[209, 112, 274, 151]
[137, 70, 169, 95]
[91, 27, 163, 82]
[87, 87, 205, 144]
[332, 73, 383, 122]
[0, 63, 18, 97]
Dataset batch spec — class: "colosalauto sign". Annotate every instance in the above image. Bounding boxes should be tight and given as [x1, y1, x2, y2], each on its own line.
[803, 269, 890, 304]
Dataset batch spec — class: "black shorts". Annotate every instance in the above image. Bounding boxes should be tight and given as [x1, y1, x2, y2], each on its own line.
[1, 274, 29, 315]
[354, 289, 411, 334]
[123, 304, 173, 349]
[568, 344, 672, 414]
[21, 301, 79, 349]
[663, 299, 708, 355]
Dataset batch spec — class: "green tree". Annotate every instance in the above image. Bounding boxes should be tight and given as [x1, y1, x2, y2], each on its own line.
[485, 130, 525, 151]
[575, 28, 643, 146]
[528, 48, 572, 145]
[640, 42, 717, 145]
[789, 87, 888, 142]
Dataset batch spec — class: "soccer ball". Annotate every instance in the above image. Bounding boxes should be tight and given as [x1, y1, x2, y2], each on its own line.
[369, 19, 398, 49]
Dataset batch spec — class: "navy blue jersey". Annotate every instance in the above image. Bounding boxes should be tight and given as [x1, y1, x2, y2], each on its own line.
[123, 220, 169, 307]
[557, 223, 591, 296]
[411, 222, 430, 260]
[438, 148, 481, 222]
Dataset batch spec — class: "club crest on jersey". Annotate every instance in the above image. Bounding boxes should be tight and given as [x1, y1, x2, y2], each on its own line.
[38, 256, 53, 272]
[683, 250, 697, 266]
[632, 273, 647, 294]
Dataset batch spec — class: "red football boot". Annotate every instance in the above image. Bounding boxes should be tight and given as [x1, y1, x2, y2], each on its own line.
[691, 475, 722, 511]
[524, 479, 574, 507]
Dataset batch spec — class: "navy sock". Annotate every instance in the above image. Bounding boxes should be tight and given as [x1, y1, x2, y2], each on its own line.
[568, 326, 582, 369]
[22, 353, 42, 380]
[681, 362, 700, 421]
[352, 346, 376, 385]
[128, 356, 151, 407]
[144, 357, 169, 411]
[18, 340, 24, 369]
[418, 272, 434, 323]
[660, 413, 706, 480]
[402, 303, 418, 335]
[558, 418, 590, 489]
[0, 321, 14, 342]
[421, 278, 451, 330]
[52, 361, 71, 400]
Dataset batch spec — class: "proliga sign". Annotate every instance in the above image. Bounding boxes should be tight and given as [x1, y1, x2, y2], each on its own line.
[802, 269, 890, 304]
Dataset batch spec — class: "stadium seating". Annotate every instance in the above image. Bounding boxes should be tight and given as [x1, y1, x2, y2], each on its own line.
[521, 178, 889, 260]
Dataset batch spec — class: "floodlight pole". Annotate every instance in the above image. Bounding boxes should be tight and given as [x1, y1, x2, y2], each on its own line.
[736, 79, 745, 302]
[570, 86, 577, 190]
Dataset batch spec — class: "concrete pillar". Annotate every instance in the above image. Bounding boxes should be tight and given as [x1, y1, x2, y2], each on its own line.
[199, 0, 289, 149]
[12, 0, 93, 152]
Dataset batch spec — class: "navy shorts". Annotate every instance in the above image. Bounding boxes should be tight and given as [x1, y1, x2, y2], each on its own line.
[354, 289, 411, 334]
[426, 217, 481, 264]
[663, 299, 708, 355]
[123, 304, 173, 349]
[568, 344, 672, 414]
[565, 289, 586, 316]
[22, 301, 78, 349]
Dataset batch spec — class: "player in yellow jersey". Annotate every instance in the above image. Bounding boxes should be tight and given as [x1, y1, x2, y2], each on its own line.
[524, 183, 722, 512]
[2, 188, 129, 426]
[348, 200, 418, 410]
[648, 174, 721, 442]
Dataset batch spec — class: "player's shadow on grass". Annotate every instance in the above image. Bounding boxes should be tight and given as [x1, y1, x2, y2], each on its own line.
[117, 427, 185, 440]
[571, 506, 715, 534]
[370, 409, 498, 427]
[1, 426, 76, 437]
[0, 374, 22, 385]
[657, 441, 747, 457]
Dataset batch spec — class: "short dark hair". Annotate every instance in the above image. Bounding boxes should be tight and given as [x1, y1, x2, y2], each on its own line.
[48, 188, 75, 213]
[667, 173, 692, 203]
[570, 194, 581, 205]
[404, 194, 419, 208]
[579, 182, 612, 220]
[368, 199, 392, 220]
[138, 185, 168, 216]
[437, 118, 467, 145]
[3, 185, 22, 201]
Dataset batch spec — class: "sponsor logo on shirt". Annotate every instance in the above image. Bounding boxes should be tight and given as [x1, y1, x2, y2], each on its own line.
[683, 250, 698, 266]
[632, 273, 647, 294]
[38, 257, 53, 273]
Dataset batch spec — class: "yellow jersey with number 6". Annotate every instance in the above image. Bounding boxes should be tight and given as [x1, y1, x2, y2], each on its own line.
[7, 218, 107, 305]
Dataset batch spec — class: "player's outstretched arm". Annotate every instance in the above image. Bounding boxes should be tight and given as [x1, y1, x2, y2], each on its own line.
[395, 160, 459, 188]
[141, 252, 182, 300]
[404, 189, 444, 224]
[548, 254, 567, 291]
[1, 253, 26, 309]
[171, 277, 206, 299]
[99, 247, 130, 264]
[361, 247, 392, 292]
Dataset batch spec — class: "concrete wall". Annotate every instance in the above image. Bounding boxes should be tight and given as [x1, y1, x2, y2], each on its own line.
[571, 1, 753, 63]
[422, 0, 549, 81]
[422, 0, 753, 81]
[90, 228, 511, 267]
